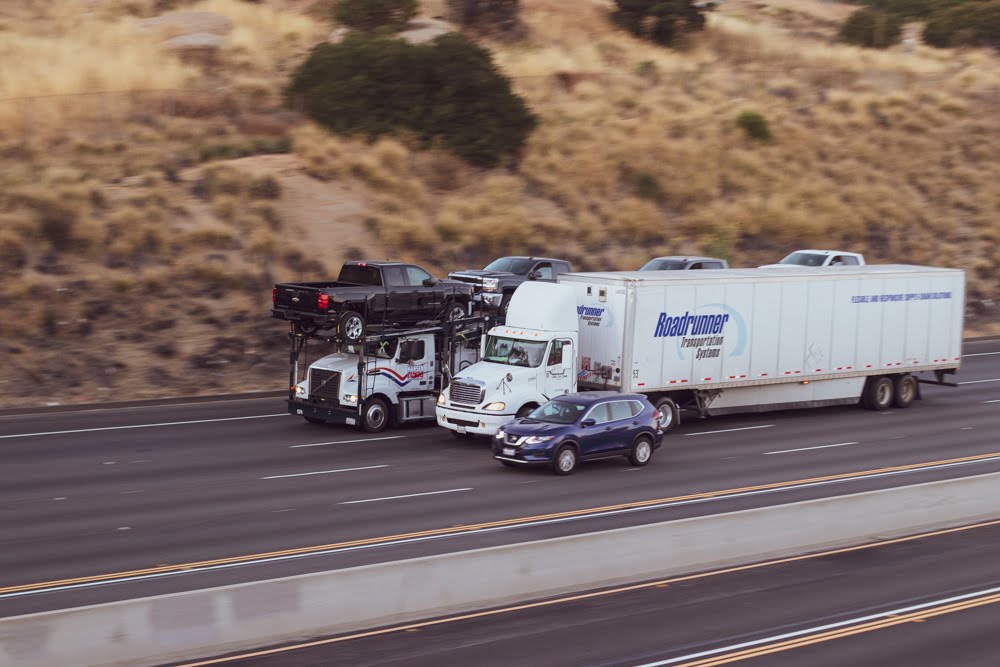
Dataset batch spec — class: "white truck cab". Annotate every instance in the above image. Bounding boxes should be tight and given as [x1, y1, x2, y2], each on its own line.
[436, 282, 578, 436]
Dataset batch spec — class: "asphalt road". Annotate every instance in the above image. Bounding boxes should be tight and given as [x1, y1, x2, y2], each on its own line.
[2, 339, 999, 617]
[171, 519, 1000, 667]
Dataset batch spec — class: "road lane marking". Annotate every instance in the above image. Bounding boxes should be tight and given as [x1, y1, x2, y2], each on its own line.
[291, 436, 405, 448]
[963, 351, 1000, 356]
[0, 414, 288, 439]
[986, 399, 1000, 404]
[6, 451, 1000, 599]
[764, 442, 858, 455]
[262, 465, 388, 480]
[638, 587, 1000, 667]
[340, 488, 473, 505]
[685, 425, 774, 437]
[958, 378, 1000, 385]
[169, 519, 1000, 667]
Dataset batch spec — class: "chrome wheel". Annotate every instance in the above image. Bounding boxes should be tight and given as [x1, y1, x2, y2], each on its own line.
[342, 314, 364, 341]
[634, 440, 651, 463]
[556, 447, 577, 474]
[361, 398, 388, 433]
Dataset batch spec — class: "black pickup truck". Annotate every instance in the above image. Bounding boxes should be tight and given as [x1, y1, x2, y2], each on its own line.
[448, 256, 573, 316]
[272, 261, 474, 342]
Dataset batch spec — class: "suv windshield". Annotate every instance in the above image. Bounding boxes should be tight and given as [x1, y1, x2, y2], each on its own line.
[484, 336, 546, 367]
[528, 399, 587, 424]
[640, 259, 686, 270]
[483, 257, 533, 274]
[779, 252, 825, 267]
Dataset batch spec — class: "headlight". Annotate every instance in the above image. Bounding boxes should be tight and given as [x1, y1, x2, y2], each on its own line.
[495, 428, 505, 439]
[482, 278, 499, 293]
[525, 435, 554, 445]
[484, 402, 506, 411]
[294, 384, 307, 397]
[437, 392, 446, 405]
[343, 394, 358, 404]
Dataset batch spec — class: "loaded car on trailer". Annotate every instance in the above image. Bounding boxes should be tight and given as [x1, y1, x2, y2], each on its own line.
[448, 256, 573, 318]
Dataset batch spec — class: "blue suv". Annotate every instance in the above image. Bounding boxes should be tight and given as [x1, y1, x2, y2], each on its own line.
[492, 392, 664, 475]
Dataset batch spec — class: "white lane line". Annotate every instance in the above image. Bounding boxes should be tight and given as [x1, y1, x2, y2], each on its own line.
[765, 442, 859, 455]
[0, 414, 288, 439]
[986, 399, 1000, 404]
[262, 465, 388, 480]
[685, 425, 774, 437]
[963, 351, 1000, 357]
[959, 378, 1000, 385]
[632, 584, 1000, 667]
[291, 436, 405, 448]
[340, 488, 472, 505]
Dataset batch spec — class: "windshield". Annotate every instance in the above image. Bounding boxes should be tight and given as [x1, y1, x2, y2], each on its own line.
[484, 336, 547, 367]
[640, 259, 685, 270]
[528, 399, 587, 424]
[779, 252, 825, 267]
[483, 257, 532, 274]
[343, 339, 398, 359]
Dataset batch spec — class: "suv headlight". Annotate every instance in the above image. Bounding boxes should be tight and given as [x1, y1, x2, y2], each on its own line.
[482, 278, 499, 293]
[484, 402, 506, 411]
[495, 428, 505, 439]
[525, 435, 553, 445]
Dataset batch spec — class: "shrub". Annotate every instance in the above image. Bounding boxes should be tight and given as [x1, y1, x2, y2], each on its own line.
[249, 174, 282, 199]
[632, 171, 663, 201]
[611, 0, 706, 48]
[839, 8, 904, 48]
[736, 111, 773, 142]
[446, 0, 523, 36]
[286, 33, 537, 167]
[332, 0, 417, 32]
[923, 1, 1000, 49]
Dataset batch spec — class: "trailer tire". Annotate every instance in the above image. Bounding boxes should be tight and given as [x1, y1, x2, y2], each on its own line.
[338, 310, 365, 343]
[653, 397, 680, 433]
[360, 397, 389, 433]
[303, 416, 326, 425]
[295, 321, 319, 336]
[552, 444, 578, 475]
[893, 374, 918, 408]
[862, 376, 894, 411]
[444, 301, 467, 322]
[499, 294, 512, 318]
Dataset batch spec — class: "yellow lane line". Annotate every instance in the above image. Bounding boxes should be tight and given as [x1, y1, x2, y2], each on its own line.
[172, 518, 1000, 667]
[4, 450, 1000, 595]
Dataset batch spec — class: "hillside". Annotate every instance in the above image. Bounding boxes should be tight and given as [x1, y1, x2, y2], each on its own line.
[0, 0, 997, 409]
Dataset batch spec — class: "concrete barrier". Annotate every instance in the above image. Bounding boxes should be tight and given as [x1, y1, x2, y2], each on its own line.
[3, 472, 999, 667]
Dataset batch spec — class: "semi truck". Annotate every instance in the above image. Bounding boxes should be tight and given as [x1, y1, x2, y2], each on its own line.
[435, 265, 964, 436]
[287, 317, 486, 432]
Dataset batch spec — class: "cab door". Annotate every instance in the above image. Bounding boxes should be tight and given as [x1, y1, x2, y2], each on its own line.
[543, 339, 574, 398]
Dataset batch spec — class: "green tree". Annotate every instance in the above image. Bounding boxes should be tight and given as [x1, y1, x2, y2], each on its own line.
[923, 1, 1000, 49]
[838, 8, 904, 48]
[446, 0, 522, 35]
[332, 0, 418, 32]
[286, 33, 537, 167]
[611, 0, 707, 47]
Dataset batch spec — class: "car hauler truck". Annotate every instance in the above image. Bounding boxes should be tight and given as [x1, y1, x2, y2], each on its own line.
[287, 316, 487, 433]
[435, 265, 964, 436]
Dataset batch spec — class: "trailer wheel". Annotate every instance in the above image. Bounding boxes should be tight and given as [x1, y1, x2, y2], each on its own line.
[295, 321, 319, 335]
[893, 375, 918, 408]
[862, 376, 894, 411]
[499, 294, 512, 318]
[653, 397, 680, 433]
[444, 301, 467, 322]
[338, 310, 365, 343]
[361, 397, 389, 433]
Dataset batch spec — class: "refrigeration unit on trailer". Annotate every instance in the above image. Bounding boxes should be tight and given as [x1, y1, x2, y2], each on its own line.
[435, 265, 964, 436]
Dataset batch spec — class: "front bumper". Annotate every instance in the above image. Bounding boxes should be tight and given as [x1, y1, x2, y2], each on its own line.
[435, 405, 514, 436]
[288, 399, 360, 426]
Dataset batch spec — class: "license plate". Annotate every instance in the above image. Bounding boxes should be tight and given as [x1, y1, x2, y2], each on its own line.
[345, 417, 356, 426]
[456, 426, 467, 434]
[503, 447, 515, 456]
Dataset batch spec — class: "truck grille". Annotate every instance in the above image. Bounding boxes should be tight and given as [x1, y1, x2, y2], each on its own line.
[309, 369, 341, 402]
[449, 380, 484, 405]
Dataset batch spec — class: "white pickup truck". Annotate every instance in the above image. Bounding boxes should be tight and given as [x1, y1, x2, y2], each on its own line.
[435, 265, 964, 436]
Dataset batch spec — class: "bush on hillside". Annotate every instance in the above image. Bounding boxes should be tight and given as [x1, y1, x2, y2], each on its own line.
[736, 111, 772, 142]
[839, 8, 904, 48]
[923, 1, 1000, 49]
[610, 0, 706, 47]
[446, 0, 523, 37]
[332, 0, 418, 32]
[844, 0, 962, 20]
[286, 33, 537, 167]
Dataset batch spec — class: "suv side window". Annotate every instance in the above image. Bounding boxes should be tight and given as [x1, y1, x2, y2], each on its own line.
[841, 255, 860, 266]
[585, 403, 612, 425]
[609, 401, 635, 422]
[384, 267, 407, 287]
[404, 265, 433, 286]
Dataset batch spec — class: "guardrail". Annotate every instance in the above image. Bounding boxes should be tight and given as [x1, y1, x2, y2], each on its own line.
[2, 472, 999, 667]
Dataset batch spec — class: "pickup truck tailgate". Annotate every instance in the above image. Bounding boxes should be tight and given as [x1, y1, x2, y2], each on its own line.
[273, 284, 324, 314]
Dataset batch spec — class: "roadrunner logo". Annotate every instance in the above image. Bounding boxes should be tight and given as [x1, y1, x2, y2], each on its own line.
[577, 305, 613, 327]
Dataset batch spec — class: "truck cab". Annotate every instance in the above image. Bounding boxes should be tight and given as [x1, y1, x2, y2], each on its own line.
[436, 282, 579, 436]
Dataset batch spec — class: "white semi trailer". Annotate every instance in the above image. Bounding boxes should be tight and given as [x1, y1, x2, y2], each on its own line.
[435, 265, 965, 436]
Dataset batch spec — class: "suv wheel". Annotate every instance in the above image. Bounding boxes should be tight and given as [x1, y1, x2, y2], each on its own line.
[552, 444, 577, 475]
[629, 436, 653, 467]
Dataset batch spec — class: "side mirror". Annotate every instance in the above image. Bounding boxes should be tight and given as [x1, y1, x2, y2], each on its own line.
[527, 270, 541, 280]
[581, 418, 596, 428]
[423, 277, 440, 287]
